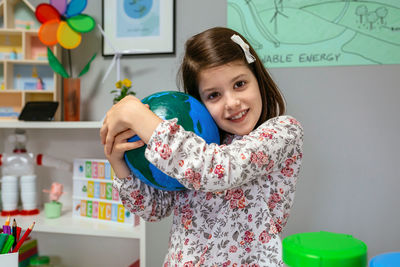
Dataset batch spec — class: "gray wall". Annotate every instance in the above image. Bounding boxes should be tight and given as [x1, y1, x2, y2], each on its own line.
[32, 0, 400, 263]
[279, 65, 400, 259]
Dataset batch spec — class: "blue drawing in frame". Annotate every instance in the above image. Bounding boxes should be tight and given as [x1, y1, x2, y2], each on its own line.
[117, 0, 160, 38]
[124, 0, 152, 19]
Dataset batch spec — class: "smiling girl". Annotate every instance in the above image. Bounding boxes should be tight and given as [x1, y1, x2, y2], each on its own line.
[101, 27, 304, 266]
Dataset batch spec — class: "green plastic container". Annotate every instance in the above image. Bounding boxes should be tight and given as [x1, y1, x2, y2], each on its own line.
[44, 201, 62, 218]
[29, 255, 50, 266]
[283, 231, 367, 267]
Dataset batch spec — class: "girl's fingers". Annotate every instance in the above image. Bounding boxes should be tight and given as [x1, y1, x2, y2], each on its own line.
[115, 140, 145, 152]
[105, 133, 115, 156]
[115, 129, 136, 142]
[110, 140, 145, 157]
[100, 114, 112, 145]
[114, 130, 144, 152]
[100, 124, 108, 145]
[107, 129, 142, 156]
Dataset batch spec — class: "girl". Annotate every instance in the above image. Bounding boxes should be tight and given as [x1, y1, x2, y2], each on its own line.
[101, 27, 303, 266]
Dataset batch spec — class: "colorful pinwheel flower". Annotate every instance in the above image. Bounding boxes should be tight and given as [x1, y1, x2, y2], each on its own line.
[35, 0, 96, 78]
[35, 0, 95, 49]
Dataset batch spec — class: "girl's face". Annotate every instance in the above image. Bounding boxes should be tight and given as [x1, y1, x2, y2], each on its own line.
[198, 61, 263, 136]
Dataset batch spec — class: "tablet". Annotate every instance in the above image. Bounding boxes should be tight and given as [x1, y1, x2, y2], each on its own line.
[18, 101, 59, 121]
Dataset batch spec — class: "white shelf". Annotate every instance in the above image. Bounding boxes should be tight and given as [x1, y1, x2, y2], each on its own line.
[11, 210, 143, 239]
[0, 121, 102, 129]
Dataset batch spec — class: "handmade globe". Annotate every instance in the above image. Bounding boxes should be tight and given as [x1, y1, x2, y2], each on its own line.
[125, 91, 220, 191]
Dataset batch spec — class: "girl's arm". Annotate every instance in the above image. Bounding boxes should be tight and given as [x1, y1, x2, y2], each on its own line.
[113, 174, 176, 222]
[103, 128, 175, 221]
[144, 115, 303, 192]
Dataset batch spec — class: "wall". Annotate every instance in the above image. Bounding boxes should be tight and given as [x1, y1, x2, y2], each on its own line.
[279, 65, 400, 258]
[58, 0, 230, 122]
[30, 0, 400, 263]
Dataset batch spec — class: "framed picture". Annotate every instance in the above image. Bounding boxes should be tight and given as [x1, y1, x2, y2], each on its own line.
[102, 0, 175, 56]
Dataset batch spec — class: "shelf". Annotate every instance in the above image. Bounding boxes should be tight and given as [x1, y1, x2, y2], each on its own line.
[11, 210, 143, 239]
[0, 59, 48, 64]
[0, 89, 52, 92]
[0, 29, 38, 34]
[0, 121, 102, 129]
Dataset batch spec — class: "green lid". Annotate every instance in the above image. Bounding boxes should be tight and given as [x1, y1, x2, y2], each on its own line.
[29, 255, 50, 265]
[283, 231, 368, 267]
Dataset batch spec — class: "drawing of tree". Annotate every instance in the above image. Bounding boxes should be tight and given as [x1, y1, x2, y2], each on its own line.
[376, 7, 388, 24]
[355, 5, 368, 24]
[367, 12, 378, 30]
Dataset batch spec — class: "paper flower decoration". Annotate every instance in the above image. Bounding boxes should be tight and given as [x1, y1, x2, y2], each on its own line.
[34, 0, 96, 78]
[35, 0, 95, 49]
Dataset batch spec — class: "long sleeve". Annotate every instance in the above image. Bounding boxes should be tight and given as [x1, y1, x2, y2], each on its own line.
[113, 173, 176, 222]
[145, 115, 303, 192]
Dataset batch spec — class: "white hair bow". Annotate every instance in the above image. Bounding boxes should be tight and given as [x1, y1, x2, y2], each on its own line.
[231, 34, 256, 64]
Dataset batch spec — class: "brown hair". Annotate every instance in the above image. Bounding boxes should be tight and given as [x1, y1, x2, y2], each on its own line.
[178, 27, 286, 131]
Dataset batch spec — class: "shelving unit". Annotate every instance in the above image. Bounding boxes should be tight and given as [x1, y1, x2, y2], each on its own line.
[0, 122, 174, 267]
[0, 0, 61, 121]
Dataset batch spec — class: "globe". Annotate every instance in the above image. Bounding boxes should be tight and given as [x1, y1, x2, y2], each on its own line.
[123, 0, 152, 19]
[124, 91, 220, 191]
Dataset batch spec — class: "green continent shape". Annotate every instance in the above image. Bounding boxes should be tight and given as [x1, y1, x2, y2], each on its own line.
[125, 92, 195, 188]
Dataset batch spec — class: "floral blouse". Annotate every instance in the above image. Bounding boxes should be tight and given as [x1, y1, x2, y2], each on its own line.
[113, 115, 303, 267]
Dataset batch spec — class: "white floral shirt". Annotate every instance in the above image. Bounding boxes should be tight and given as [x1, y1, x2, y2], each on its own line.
[113, 115, 303, 267]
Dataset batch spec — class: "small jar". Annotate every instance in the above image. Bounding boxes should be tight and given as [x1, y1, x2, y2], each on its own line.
[44, 201, 62, 218]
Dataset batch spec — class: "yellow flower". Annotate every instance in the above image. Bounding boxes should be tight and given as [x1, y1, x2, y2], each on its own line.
[122, 78, 132, 88]
[112, 78, 135, 104]
[115, 81, 122, 89]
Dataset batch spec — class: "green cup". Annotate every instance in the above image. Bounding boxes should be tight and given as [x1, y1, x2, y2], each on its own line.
[44, 202, 62, 219]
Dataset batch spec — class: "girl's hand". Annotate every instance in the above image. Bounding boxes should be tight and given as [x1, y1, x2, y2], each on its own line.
[107, 129, 144, 161]
[101, 96, 163, 156]
[105, 129, 145, 178]
[100, 95, 144, 156]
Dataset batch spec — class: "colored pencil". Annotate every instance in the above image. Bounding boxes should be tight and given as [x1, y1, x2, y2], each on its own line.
[0, 235, 14, 254]
[16, 226, 21, 243]
[12, 219, 17, 250]
[3, 225, 11, 235]
[0, 233, 8, 253]
[4, 216, 10, 226]
[12, 222, 35, 253]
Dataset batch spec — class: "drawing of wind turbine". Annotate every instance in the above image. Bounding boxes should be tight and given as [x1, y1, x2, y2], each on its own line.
[97, 24, 149, 83]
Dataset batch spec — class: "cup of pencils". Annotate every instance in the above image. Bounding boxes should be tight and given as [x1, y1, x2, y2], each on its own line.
[0, 216, 35, 266]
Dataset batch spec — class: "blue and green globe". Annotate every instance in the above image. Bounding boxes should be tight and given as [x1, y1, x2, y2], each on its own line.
[124, 91, 220, 191]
